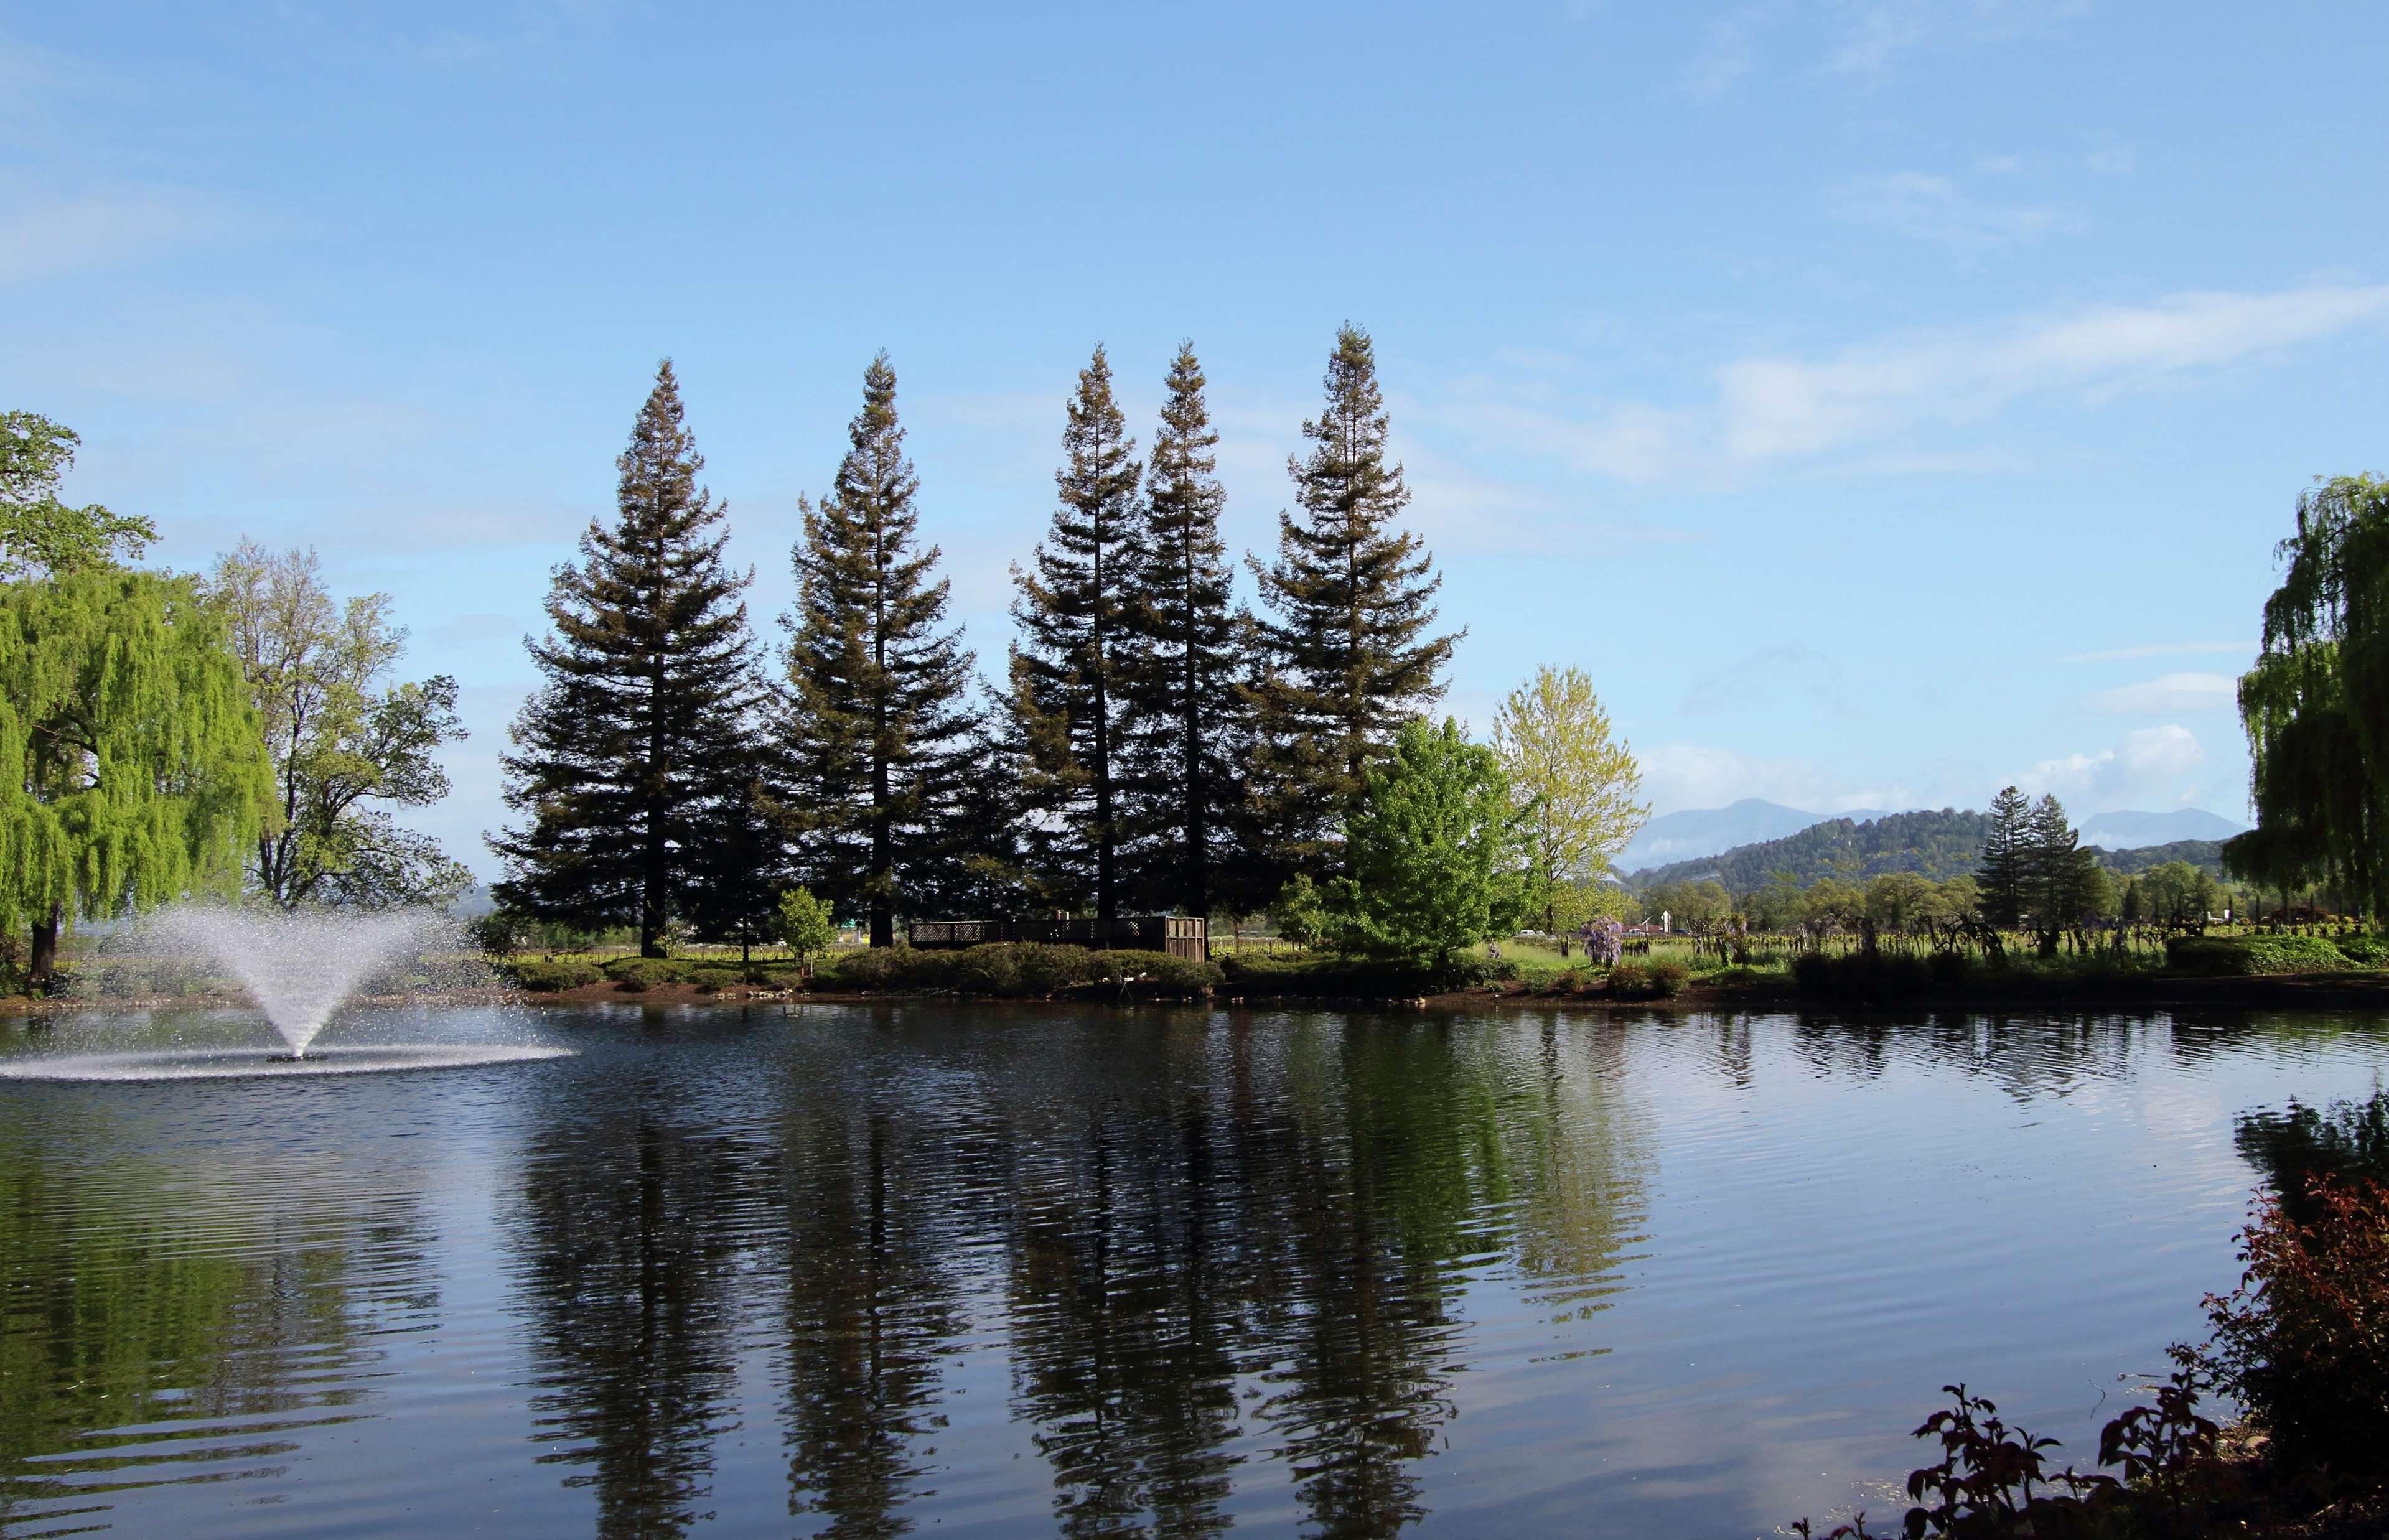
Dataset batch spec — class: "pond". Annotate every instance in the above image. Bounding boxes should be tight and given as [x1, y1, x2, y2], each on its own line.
[0, 1003, 2381, 1538]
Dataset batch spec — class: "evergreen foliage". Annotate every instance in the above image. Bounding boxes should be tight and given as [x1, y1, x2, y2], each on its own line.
[0, 569, 274, 983]
[1248, 325, 1457, 884]
[681, 747, 790, 963]
[1976, 787, 2032, 930]
[1324, 717, 1528, 968]
[779, 353, 980, 946]
[490, 361, 762, 957]
[1007, 346, 1144, 920]
[2021, 792, 2100, 954]
[207, 541, 469, 908]
[0, 413, 157, 580]
[1118, 342, 1249, 925]
[2234, 474, 2389, 917]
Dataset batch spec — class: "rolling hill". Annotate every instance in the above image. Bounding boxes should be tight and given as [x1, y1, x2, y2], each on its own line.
[1622, 808, 2227, 893]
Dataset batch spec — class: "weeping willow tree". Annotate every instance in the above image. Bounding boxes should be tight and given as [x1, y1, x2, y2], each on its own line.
[0, 569, 273, 986]
[2230, 474, 2389, 920]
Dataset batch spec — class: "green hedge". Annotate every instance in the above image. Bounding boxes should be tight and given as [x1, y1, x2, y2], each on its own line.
[1213, 953, 1515, 997]
[1605, 959, 1687, 999]
[2166, 934, 2354, 976]
[820, 943, 1219, 998]
[510, 959, 605, 992]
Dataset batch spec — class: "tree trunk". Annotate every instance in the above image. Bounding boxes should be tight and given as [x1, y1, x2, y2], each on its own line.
[28, 905, 60, 994]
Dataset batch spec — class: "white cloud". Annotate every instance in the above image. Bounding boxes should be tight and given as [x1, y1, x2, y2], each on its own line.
[1830, 172, 2075, 251]
[2057, 641, 2253, 663]
[2088, 671, 2238, 714]
[2016, 724, 2205, 808]
[1641, 742, 1910, 817]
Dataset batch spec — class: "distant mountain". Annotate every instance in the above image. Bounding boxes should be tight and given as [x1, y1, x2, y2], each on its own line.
[1625, 808, 1989, 892]
[2076, 808, 2247, 849]
[1617, 800, 1849, 869]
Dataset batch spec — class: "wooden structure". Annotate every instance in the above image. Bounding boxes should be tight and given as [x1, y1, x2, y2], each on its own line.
[907, 915, 1207, 960]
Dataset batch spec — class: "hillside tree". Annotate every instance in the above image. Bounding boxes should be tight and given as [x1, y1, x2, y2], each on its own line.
[1007, 345, 1144, 920]
[1248, 325, 1457, 884]
[1120, 342, 1248, 926]
[206, 541, 470, 908]
[490, 361, 762, 957]
[780, 354, 980, 947]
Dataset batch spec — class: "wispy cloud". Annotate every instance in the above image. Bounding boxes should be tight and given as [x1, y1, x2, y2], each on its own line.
[0, 180, 269, 285]
[2057, 641, 2254, 663]
[1680, 643, 1853, 717]
[1830, 172, 2076, 251]
[1640, 741, 1914, 816]
[2088, 671, 2239, 714]
[1675, 7, 1769, 99]
[1433, 282, 2389, 484]
[1828, 0, 2088, 78]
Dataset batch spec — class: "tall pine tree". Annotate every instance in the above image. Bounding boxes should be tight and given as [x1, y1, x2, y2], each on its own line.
[1119, 342, 1248, 928]
[491, 361, 761, 957]
[780, 353, 979, 947]
[1007, 345, 1144, 920]
[1248, 324, 1457, 885]
[1975, 785, 2032, 931]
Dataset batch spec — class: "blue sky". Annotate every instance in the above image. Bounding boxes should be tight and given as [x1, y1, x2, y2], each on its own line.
[8, 2, 2385, 875]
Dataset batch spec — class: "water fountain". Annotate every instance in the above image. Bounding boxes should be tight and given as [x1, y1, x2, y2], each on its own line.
[0, 904, 574, 1081]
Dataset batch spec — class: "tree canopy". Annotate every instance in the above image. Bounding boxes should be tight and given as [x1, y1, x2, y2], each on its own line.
[0, 569, 273, 980]
[1493, 665, 1647, 933]
[0, 413, 157, 581]
[1326, 717, 1528, 968]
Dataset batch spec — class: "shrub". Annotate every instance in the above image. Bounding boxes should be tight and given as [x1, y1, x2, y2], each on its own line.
[2166, 934, 2350, 976]
[687, 966, 741, 992]
[1011, 943, 1092, 996]
[1606, 961, 1650, 997]
[950, 945, 1022, 996]
[2333, 933, 2389, 967]
[2204, 1175, 2389, 1473]
[510, 959, 602, 992]
[1647, 960, 1687, 997]
[604, 956, 693, 989]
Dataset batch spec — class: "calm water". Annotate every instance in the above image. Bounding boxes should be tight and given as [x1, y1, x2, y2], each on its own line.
[0, 1003, 2382, 1539]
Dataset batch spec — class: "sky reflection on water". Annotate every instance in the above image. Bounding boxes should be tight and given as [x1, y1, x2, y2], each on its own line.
[0, 1004, 2380, 1538]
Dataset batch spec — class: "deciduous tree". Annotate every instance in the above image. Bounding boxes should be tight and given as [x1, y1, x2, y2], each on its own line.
[0, 413, 157, 580]
[1493, 665, 1647, 934]
[1325, 717, 1527, 969]
[0, 569, 273, 985]
[207, 541, 469, 908]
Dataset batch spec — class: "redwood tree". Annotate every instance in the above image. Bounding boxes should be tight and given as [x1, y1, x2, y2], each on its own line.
[490, 361, 762, 956]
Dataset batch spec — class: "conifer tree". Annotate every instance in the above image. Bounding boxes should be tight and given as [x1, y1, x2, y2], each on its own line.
[1976, 785, 2032, 931]
[491, 362, 761, 957]
[780, 354, 979, 947]
[2023, 792, 2097, 956]
[1119, 342, 1248, 926]
[1248, 324, 1458, 882]
[1007, 345, 1144, 920]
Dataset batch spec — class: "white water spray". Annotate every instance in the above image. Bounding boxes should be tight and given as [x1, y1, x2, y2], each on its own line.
[146, 906, 469, 1057]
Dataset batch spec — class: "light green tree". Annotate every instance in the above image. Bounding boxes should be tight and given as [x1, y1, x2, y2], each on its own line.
[774, 885, 835, 976]
[206, 541, 469, 908]
[1269, 874, 1327, 952]
[0, 569, 273, 986]
[1325, 717, 1528, 969]
[1864, 870, 1938, 936]
[1492, 665, 1648, 935]
[0, 413, 157, 580]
